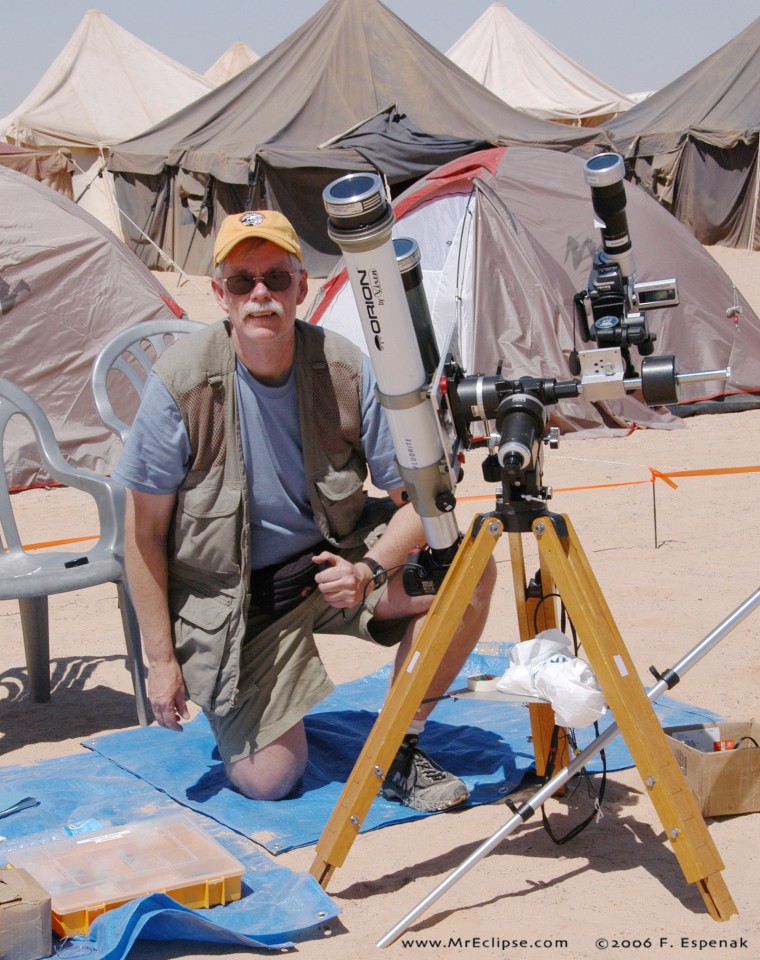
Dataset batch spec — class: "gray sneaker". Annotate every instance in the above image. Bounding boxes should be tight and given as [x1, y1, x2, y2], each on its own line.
[380, 735, 469, 812]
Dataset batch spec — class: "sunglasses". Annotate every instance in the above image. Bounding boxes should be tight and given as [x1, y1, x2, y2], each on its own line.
[222, 270, 301, 296]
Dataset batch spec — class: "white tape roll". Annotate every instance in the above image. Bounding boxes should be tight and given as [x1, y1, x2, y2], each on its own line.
[467, 674, 500, 692]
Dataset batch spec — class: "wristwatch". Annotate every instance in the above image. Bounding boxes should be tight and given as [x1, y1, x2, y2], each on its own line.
[356, 556, 388, 587]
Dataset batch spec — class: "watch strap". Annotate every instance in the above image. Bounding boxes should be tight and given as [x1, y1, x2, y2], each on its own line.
[356, 556, 387, 587]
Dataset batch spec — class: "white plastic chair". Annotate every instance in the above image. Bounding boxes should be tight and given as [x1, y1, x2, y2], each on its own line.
[0, 377, 150, 725]
[91, 318, 205, 444]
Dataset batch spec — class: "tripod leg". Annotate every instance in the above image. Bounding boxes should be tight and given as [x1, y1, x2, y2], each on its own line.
[534, 514, 737, 920]
[310, 515, 502, 887]
[508, 533, 568, 779]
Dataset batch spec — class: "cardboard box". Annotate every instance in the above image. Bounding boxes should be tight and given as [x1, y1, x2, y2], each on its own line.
[0, 867, 52, 960]
[664, 720, 760, 817]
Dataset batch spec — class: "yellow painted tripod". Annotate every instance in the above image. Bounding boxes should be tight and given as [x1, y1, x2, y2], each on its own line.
[309, 510, 737, 923]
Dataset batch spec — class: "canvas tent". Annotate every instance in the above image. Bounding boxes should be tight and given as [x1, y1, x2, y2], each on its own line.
[0, 143, 74, 198]
[592, 15, 760, 250]
[308, 147, 760, 434]
[0, 166, 187, 490]
[321, 105, 491, 187]
[107, 0, 593, 278]
[446, 3, 635, 127]
[204, 42, 259, 85]
[0, 9, 213, 240]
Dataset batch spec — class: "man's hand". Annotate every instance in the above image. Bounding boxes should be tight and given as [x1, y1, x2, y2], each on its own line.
[313, 551, 375, 609]
[147, 658, 190, 731]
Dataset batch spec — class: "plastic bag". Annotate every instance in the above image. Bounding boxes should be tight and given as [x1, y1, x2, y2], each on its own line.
[497, 628, 607, 728]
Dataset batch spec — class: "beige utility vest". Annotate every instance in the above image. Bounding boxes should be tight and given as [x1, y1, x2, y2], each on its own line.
[154, 319, 379, 715]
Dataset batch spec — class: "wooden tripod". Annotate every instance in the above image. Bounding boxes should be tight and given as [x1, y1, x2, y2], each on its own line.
[309, 510, 736, 922]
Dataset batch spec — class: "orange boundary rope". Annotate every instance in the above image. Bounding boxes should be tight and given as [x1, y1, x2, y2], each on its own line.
[20, 535, 98, 551]
[14, 465, 760, 551]
[450, 464, 760, 505]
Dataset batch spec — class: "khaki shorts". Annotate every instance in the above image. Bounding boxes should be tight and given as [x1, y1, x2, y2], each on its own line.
[206, 574, 408, 765]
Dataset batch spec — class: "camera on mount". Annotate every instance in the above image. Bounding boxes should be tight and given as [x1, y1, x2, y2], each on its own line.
[572, 152, 678, 378]
[577, 251, 678, 354]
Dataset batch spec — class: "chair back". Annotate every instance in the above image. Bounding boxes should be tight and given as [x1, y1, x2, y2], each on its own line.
[0, 377, 150, 722]
[0, 376, 124, 567]
[91, 318, 205, 444]
[0, 377, 74, 556]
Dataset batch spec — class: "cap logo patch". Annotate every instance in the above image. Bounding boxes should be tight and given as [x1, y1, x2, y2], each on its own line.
[240, 212, 264, 226]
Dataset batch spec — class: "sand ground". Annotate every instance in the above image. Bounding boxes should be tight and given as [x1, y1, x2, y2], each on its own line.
[1, 246, 759, 960]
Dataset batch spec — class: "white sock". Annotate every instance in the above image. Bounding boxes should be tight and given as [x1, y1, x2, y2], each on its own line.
[381, 675, 426, 739]
[406, 717, 426, 738]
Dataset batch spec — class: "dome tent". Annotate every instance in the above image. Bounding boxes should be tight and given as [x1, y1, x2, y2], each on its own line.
[0, 167, 185, 489]
[309, 147, 760, 433]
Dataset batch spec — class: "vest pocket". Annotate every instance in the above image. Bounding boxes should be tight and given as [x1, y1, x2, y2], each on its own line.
[313, 471, 367, 538]
[172, 588, 234, 708]
[174, 482, 242, 576]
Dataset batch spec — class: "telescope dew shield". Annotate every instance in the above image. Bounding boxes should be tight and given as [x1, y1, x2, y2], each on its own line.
[323, 173, 459, 554]
[584, 153, 635, 280]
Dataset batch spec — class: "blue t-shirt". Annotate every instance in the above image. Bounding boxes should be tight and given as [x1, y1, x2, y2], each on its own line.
[113, 354, 400, 568]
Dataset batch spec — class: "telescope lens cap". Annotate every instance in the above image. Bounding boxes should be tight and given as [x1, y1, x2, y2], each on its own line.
[393, 237, 421, 272]
[324, 172, 384, 209]
[584, 153, 625, 188]
[324, 173, 381, 203]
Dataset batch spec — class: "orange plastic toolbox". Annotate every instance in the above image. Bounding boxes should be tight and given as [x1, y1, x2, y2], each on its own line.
[9, 813, 245, 936]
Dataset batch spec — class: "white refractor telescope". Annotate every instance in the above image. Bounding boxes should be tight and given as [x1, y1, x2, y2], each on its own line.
[322, 173, 461, 566]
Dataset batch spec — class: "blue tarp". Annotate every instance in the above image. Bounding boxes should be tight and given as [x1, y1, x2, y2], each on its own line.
[0, 753, 337, 957]
[85, 658, 719, 853]
[0, 658, 719, 959]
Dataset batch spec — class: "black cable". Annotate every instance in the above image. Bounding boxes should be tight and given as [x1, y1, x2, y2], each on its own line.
[531, 594, 580, 657]
[734, 736, 759, 750]
[532, 592, 562, 634]
[539, 722, 607, 846]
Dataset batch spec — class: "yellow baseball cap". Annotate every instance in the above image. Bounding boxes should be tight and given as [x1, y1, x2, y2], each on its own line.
[213, 210, 303, 267]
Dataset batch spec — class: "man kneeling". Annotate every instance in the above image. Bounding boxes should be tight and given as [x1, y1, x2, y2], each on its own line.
[115, 210, 496, 811]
